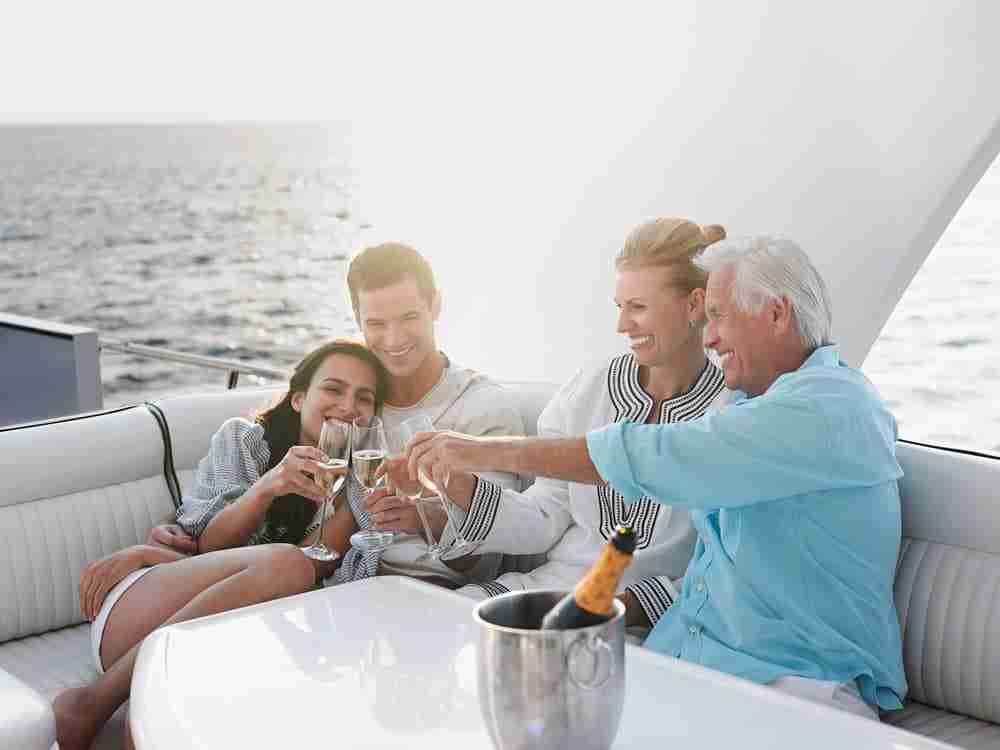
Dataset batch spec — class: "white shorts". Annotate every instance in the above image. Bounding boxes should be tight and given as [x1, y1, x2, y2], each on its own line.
[770, 675, 879, 721]
[90, 567, 156, 674]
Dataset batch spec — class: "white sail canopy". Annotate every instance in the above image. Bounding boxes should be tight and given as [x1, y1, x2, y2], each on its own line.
[335, 1, 1000, 382]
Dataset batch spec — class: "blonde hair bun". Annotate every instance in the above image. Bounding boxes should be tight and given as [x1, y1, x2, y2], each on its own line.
[700, 224, 726, 245]
[616, 217, 724, 292]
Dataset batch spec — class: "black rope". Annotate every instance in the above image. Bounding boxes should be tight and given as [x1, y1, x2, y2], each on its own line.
[144, 402, 183, 509]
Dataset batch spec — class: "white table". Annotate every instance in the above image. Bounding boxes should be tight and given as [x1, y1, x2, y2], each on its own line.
[0, 666, 56, 750]
[131, 576, 951, 750]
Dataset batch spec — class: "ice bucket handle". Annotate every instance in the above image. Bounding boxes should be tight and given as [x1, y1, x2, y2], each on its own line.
[566, 632, 615, 690]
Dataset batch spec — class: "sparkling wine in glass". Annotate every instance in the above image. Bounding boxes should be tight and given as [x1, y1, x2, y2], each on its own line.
[383, 423, 439, 550]
[350, 416, 394, 553]
[302, 419, 351, 562]
[398, 413, 481, 560]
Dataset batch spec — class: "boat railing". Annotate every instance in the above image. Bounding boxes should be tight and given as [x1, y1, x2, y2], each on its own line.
[0, 312, 290, 427]
[99, 337, 289, 390]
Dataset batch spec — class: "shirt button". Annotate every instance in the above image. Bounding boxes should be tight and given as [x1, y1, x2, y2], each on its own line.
[688, 625, 699, 636]
[695, 581, 705, 593]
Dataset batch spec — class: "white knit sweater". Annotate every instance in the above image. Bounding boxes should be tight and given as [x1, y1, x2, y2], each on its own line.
[457, 353, 730, 627]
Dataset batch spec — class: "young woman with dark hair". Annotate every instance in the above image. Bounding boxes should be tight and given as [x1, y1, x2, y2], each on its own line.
[53, 340, 390, 750]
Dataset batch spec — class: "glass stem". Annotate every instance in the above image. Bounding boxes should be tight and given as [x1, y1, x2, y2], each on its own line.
[413, 499, 436, 548]
[314, 495, 328, 550]
[437, 486, 464, 548]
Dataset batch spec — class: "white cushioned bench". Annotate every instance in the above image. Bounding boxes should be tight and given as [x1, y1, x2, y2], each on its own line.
[885, 442, 1000, 748]
[0, 387, 998, 749]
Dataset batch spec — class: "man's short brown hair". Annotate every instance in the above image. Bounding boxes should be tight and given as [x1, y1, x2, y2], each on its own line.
[346, 242, 437, 313]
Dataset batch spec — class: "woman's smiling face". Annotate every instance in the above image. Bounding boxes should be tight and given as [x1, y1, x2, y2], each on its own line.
[614, 265, 704, 368]
[292, 353, 378, 446]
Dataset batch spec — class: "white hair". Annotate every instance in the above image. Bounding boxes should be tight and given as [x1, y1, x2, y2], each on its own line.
[695, 235, 833, 350]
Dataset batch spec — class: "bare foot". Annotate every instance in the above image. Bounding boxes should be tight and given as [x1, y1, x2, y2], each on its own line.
[53, 687, 103, 750]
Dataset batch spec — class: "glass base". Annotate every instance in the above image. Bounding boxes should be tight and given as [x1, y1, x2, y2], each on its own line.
[351, 530, 395, 553]
[302, 543, 339, 562]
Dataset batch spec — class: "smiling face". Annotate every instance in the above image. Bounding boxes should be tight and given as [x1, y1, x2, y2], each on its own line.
[355, 276, 440, 379]
[614, 265, 705, 368]
[291, 352, 378, 446]
[703, 264, 786, 397]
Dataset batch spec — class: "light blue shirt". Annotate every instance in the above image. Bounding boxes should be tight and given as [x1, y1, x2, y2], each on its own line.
[586, 345, 907, 710]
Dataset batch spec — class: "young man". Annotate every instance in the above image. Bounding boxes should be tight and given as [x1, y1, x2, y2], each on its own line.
[151, 242, 524, 588]
[346, 242, 524, 584]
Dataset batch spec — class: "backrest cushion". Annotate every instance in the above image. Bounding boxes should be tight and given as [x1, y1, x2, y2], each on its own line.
[0, 407, 175, 641]
[499, 381, 559, 438]
[895, 442, 1000, 723]
[154, 388, 283, 494]
[898, 442, 1000, 556]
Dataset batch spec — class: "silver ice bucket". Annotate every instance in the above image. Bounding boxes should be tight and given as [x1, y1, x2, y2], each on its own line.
[473, 590, 626, 750]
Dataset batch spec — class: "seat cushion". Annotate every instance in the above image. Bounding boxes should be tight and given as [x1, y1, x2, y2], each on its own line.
[0, 405, 176, 643]
[894, 537, 1000, 725]
[0, 477, 176, 643]
[884, 701, 1000, 750]
[0, 624, 126, 750]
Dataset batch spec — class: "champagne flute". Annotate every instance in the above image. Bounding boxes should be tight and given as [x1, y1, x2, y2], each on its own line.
[384, 423, 440, 554]
[398, 413, 481, 560]
[349, 416, 395, 553]
[302, 418, 351, 562]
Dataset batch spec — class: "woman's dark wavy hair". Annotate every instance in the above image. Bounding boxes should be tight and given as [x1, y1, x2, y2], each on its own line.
[255, 339, 389, 543]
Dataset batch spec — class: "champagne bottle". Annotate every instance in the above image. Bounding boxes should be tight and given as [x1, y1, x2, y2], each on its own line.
[540, 525, 636, 630]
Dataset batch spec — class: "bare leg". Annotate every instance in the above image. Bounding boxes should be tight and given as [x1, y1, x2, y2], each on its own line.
[53, 543, 316, 750]
[122, 708, 135, 750]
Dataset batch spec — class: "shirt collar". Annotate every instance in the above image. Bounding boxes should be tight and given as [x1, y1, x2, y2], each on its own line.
[802, 343, 840, 368]
[732, 344, 840, 403]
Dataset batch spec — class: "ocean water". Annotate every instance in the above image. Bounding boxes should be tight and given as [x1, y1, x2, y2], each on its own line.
[2, 124, 998, 454]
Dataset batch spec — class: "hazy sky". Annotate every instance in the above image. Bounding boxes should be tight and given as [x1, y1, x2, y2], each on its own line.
[3, 1, 357, 122]
[2, 1, 614, 123]
[4, 0, 997, 385]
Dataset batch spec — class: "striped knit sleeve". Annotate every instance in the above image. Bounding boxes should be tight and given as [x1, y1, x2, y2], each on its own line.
[457, 476, 503, 544]
[176, 418, 269, 538]
[625, 576, 681, 627]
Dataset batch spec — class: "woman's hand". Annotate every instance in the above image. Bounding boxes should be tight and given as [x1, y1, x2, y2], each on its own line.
[405, 431, 492, 493]
[146, 523, 198, 554]
[79, 546, 148, 621]
[258, 445, 330, 506]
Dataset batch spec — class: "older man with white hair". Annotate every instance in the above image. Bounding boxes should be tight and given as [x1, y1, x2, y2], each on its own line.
[406, 236, 907, 720]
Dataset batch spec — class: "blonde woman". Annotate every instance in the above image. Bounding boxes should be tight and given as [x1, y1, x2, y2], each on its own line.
[369, 218, 730, 628]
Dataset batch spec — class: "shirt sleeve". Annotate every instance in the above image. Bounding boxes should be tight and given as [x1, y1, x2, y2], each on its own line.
[175, 418, 269, 538]
[625, 576, 681, 627]
[586, 385, 900, 509]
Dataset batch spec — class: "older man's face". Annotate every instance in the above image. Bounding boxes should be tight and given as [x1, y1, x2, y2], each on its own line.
[703, 266, 779, 397]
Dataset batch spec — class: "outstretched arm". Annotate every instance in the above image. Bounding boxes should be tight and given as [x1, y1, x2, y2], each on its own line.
[406, 433, 603, 490]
